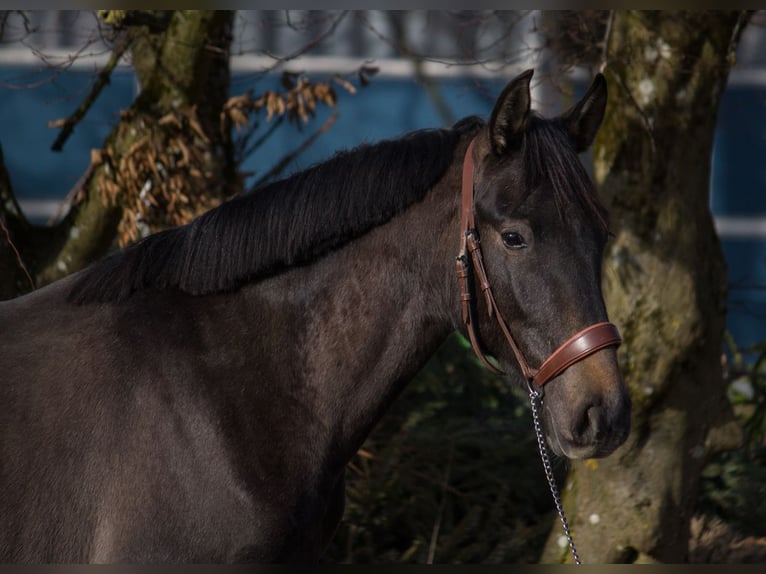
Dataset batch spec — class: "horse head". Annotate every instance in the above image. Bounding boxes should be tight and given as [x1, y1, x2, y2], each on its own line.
[461, 70, 631, 459]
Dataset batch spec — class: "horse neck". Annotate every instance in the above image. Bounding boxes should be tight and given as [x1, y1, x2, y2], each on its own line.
[239, 161, 462, 471]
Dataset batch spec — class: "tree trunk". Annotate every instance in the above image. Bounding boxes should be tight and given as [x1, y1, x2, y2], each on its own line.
[0, 10, 235, 296]
[541, 10, 751, 564]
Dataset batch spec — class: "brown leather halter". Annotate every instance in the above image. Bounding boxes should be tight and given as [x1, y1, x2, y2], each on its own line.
[455, 137, 622, 388]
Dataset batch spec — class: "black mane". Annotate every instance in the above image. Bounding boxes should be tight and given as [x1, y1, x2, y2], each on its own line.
[68, 118, 482, 304]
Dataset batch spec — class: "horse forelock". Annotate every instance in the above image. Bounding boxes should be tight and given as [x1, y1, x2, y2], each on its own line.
[522, 113, 609, 231]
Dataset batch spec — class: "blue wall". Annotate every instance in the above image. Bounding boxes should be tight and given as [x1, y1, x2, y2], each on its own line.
[711, 84, 766, 352]
[1, 67, 764, 351]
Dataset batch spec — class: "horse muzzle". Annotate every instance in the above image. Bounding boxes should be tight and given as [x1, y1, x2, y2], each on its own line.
[541, 347, 632, 460]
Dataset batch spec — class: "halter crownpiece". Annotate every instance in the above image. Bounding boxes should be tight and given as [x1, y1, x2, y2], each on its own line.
[456, 137, 622, 387]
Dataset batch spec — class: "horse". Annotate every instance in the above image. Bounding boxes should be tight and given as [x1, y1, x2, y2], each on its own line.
[0, 69, 631, 563]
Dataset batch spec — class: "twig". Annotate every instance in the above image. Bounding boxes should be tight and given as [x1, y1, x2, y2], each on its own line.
[50, 32, 132, 152]
[600, 10, 615, 73]
[356, 11, 528, 74]
[0, 11, 10, 39]
[727, 11, 753, 66]
[260, 11, 349, 75]
[427, 443, 454, 564]
[0, 27, 110, 91]
[47, 160, 97, 225]
[239, 115, 285, 163]
[0, 214, 35, 291]
[387, 12, 455, 127]
[248, 112, 337, 191]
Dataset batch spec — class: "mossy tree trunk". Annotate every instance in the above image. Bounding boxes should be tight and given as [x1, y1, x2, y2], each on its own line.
[0, 10, 235, 297]
[540, 11, 751, 564]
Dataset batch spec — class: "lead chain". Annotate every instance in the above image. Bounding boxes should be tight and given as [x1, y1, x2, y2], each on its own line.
[528, 385, 582, 565]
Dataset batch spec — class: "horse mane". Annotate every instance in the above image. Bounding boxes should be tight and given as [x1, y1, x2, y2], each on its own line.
[68, 117, 484, 304]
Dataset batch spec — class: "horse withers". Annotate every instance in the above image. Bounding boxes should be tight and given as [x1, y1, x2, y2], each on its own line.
[0, 69, 630, 562]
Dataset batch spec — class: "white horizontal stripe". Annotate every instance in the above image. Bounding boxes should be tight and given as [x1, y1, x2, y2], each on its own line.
[715, 215, 766, 239]
[229, 54, 526, 79]
[0, 47, 124, 70]
[1, 46, 765, 86]
[727, 68, 766, 86]
[0, 47, 523, 78]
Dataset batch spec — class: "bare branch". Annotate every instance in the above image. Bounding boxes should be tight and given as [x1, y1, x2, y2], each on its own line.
[0, 32, 112, 91]
[386, 12, 455, 127]
[260, 11, 349, 74]
[0, 11, 10, 40]
[599, 10, 615, 72]
[46, 157, 97, 225]
[238, 115, 285, 164]
[248, 111, 337, 191]
[426, 443, 454, 564]
[50, 31, 133, 151]
[356, 10, 531, 72]
[0, 214, 34, 291]
[727, 10, 754, 65]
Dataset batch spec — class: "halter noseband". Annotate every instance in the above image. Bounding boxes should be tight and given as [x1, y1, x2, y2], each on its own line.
[455, 137, 622, 388]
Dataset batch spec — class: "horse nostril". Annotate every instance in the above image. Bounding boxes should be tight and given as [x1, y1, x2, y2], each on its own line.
[561, 391, 631, 458]
[575, 405, 606, 444]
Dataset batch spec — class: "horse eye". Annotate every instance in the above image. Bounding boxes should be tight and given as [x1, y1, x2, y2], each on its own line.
[501, 231, 527, 250]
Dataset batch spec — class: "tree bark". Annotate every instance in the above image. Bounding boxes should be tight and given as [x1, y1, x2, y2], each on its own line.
[541, 10, 751, 564]
[0, 10, 235, 295]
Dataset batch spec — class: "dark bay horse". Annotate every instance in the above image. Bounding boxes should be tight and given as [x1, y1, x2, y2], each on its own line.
[0, 70, 630, 563]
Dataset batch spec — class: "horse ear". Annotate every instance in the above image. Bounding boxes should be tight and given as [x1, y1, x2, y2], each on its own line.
[562, 73, 607, 153]
[488, 69, 533, 155]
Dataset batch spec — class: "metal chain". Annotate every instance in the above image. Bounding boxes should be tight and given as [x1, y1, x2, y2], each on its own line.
[527, 384, 582, 565]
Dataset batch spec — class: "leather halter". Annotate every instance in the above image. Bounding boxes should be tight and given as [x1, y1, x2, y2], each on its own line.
[455, 138, 622, 388]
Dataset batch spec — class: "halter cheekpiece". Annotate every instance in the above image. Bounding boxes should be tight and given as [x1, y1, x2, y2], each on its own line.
[455, 137, 622, 387]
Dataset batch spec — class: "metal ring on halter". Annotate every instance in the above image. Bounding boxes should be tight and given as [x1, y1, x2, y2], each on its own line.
[526, 376, 543, 400]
